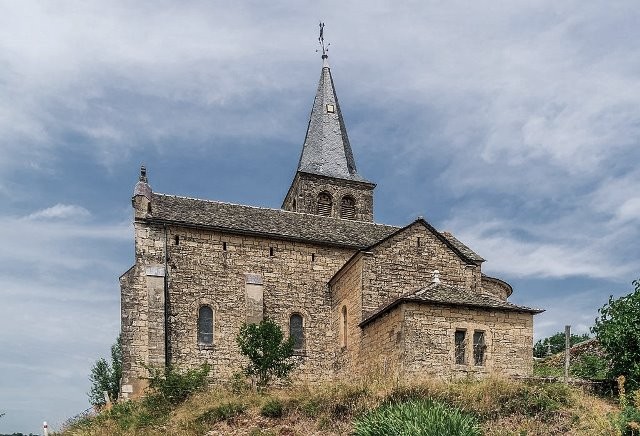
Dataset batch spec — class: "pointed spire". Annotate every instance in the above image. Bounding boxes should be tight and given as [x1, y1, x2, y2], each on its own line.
[296, 46, 369, 182]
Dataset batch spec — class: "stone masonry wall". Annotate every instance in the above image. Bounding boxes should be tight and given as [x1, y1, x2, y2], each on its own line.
[119, 220, 169, 398]
[329, 254, 364, 378]
[160, 224, 354, 385]
[401, 303, 534, 379]
[357, 307, 405, 380]
[283, 173, 374, 222]
[481, 276, 511, 301]
[362, 222, 481, 316]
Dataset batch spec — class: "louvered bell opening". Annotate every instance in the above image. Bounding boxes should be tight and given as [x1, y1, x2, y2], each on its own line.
[340, 197, 356, 220]
[317, 193, 332, 217]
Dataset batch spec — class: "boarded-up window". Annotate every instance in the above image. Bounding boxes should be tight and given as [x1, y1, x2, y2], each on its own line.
[340, 196, 356, 219]
[317, 192, 332, 216]
[473, 331, 486, 366]
[290, 313, 304, 351]
[198, 306, 213, 345]
[455, 330, 466, 364]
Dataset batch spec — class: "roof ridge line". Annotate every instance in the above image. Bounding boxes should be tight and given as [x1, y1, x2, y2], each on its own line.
[153, 192, 398, 228]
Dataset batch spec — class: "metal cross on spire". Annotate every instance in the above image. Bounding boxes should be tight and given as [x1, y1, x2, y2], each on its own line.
[318, 22, 330, 58]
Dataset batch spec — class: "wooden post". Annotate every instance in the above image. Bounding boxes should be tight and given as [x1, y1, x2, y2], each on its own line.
[564, 325, 571, 383]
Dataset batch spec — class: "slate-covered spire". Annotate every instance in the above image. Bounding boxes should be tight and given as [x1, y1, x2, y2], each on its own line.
[296, 54, 369, 183]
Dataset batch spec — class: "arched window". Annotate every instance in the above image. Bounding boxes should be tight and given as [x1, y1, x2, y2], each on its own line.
[289, 313, 304, 351]
[198, 306, 213, 345]
[317, 192, 333, 216]
[341, 306, 348, 348]
[340, 196, 356, 219]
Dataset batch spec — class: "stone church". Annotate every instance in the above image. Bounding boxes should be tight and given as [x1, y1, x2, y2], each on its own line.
[119, 52, 542, 399]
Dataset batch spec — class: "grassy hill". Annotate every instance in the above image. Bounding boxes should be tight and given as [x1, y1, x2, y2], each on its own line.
[57, 376, 626, 436]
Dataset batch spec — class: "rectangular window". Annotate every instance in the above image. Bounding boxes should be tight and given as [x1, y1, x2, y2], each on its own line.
[473, 331, 486, 366]
[454, 330, 466, 364]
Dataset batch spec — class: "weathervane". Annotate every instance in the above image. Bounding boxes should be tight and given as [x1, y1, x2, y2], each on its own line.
[317, 22, 330, 58]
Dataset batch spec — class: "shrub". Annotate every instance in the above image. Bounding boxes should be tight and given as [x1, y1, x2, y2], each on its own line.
[592, 279, 640, 391]
[104, 400, 139, 430]
[571, 352, 609, 380]
[147, 363, 210, 405]
[260, 398, 284, 418]
[616, 406, 640, 436]
[196, 401, 247, 425]
[88, 335, 122, 407]
[236, 319, 296, 387]
[353, 399, 481, 436]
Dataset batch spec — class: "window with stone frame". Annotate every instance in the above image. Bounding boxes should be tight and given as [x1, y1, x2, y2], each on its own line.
[289, 313, 304, 352]
[340, 196, 356, 219]
[198, 305, 214, 345]
[473, 330, 486, 366]
[454, 330, 466, 364]
[317, 192, 333, 216]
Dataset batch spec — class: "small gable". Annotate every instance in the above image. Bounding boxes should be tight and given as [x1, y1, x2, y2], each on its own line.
[359, 220, 483, 316]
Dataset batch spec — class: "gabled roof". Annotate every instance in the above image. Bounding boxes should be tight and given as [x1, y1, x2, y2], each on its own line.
[364, 218, 484, 264]
[360, 282, 543, 327]
[327, 218, 484, 285]
[296, 56, 371, 183]
[145, 193, 398, 248]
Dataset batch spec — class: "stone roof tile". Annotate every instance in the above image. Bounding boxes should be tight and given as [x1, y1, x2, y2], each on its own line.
[441, 231, 485, 262]
[360, 282, 543, 327]
[296, 58, 370, 183]
[147, 193, 398, 248]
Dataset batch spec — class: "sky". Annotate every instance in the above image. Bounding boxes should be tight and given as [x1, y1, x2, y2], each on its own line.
[1, 0, 639, 433]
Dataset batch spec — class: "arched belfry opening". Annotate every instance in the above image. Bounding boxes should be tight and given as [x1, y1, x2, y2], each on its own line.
[317, 192, 333, 216]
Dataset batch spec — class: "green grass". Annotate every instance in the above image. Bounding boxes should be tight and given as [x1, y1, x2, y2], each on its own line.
[353, 398, 481, 436]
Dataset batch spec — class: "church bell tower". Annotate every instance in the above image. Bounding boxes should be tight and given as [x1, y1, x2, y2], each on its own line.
[282, 26, 375, 222]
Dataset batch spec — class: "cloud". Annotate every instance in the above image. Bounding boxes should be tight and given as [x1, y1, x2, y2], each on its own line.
[26, 204, 91, 221]
[1, 0, 639, 432]
[443, 210, 637, 281]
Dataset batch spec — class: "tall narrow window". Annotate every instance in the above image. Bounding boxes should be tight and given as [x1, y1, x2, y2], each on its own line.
[198, 306, 213, 345]
[473, 331, 486, 366]
[317, 192, 332, 216]
[289, 313, 304, 351]
[340, 196, 356, 219]
[454, 330, 466, 364]
[341, 306, 348, 348]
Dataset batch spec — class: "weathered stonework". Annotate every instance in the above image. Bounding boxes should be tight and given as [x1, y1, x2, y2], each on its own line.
[119, 55, 543, 399]
[282, 172, 375, 222]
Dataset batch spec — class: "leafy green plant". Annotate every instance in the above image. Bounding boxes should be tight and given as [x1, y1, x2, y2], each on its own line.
[570, 352, 609, 380]
[353, 399, 481, 436]
[196, 401, 246, 425]
[147, 363, 210, 405]
[592, 279, 640, 391]
[616, 406, 640, 436]
[88, 335, 123, 407]
[236, 319, 296, 387]
[103, 399, 139, 430]
[260, 398, 284, 418]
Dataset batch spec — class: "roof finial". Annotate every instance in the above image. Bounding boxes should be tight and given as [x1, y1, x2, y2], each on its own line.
[318, 22, 330, 60]
[432, 270, 441, 284]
